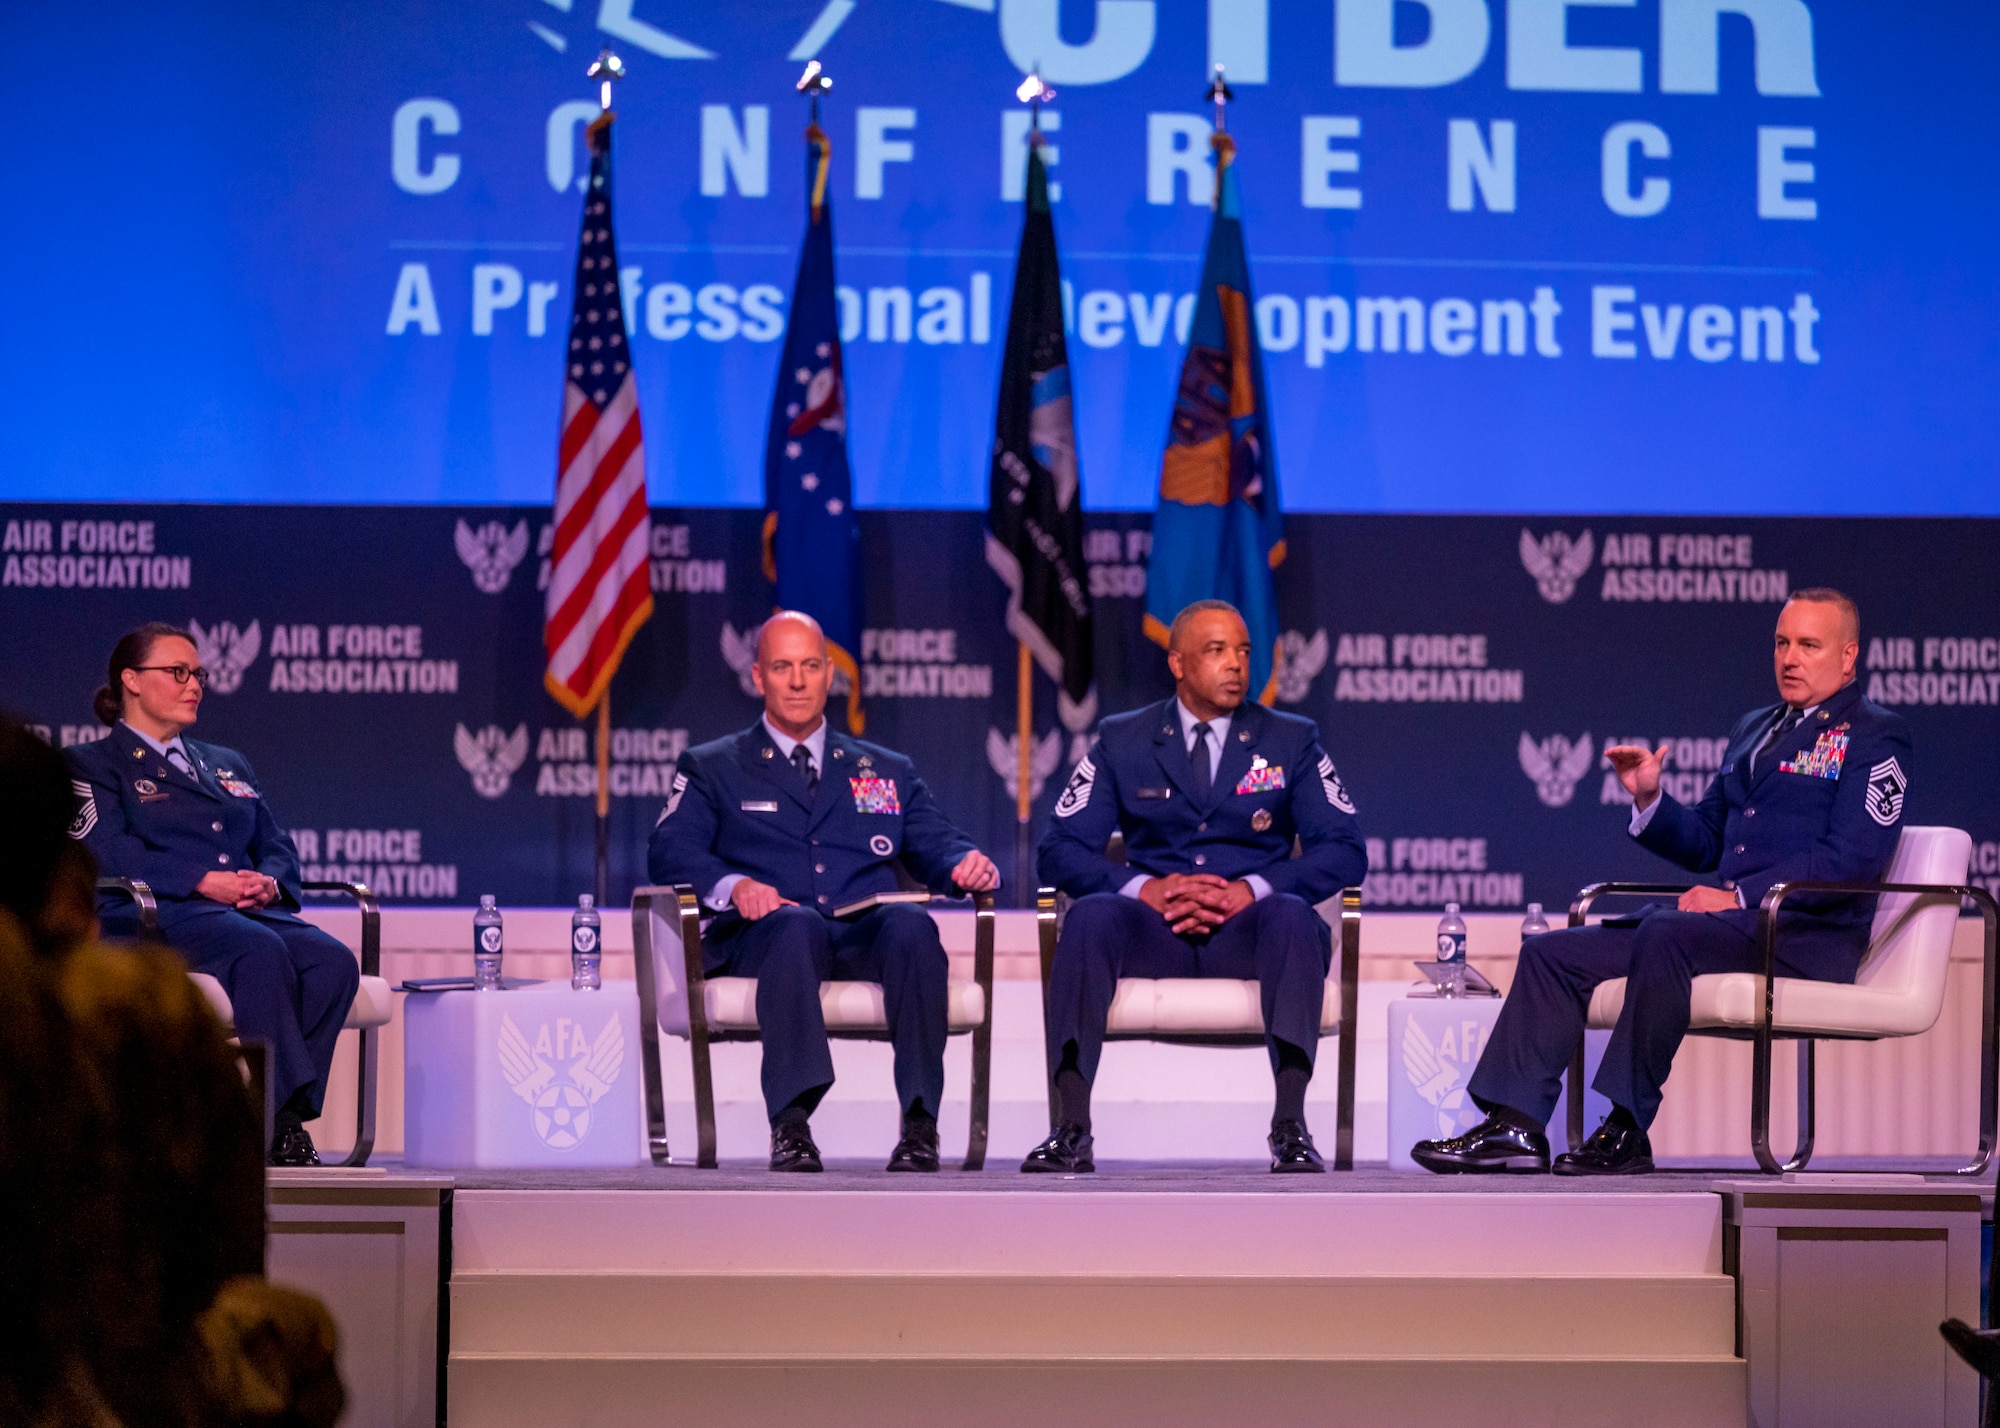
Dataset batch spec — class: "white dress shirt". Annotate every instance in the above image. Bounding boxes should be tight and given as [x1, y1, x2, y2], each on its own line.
[706, 715, 830, 911]
[1119, 700, 1273, 904]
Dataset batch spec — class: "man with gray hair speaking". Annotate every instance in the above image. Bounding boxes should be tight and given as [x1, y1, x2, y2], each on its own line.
[1415, 588, 1913, 1175]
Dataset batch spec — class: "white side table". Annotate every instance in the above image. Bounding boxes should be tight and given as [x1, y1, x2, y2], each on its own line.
[403, 980, 644, 1168]
[1387, 992, 1612, 1170]
[1387, 994, 1505, 1171]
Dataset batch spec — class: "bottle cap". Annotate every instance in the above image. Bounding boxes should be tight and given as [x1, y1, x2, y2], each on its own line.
[579, 894, 595, 909]
[479, 894, 496, 908]
[1444, 902, 1460, 915]
[1527, 902, 1542, 914]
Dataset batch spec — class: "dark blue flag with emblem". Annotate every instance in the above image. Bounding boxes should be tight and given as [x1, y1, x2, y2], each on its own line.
[1144, 127, 1286, 703]
[764, 118, 865, 732]
[987, 133, 1095, 734]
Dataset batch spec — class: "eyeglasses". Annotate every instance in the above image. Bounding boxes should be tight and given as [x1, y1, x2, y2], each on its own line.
[131, 663, 209, 687]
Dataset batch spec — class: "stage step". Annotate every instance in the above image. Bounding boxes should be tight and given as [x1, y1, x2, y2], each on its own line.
[450, 1356, 1746, 1427]
[453, 1270, 1734, 1359]
[447, 1189, 1745, 1427]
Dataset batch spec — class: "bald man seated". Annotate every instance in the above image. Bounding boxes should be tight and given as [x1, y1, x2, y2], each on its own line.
[647, 611, 999, 1172]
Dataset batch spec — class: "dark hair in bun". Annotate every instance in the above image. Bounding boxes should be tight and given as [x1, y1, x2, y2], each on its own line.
[95, 623, 194, 727]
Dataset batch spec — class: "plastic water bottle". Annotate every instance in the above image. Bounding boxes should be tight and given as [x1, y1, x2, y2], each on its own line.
[1521, 902, 1550, 940]
[1435, 901, 1468, 998]
[473, 895, 504, 990]
[570, 894, 602, 991]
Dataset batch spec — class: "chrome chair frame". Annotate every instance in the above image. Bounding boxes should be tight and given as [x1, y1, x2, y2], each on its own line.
[630, 886, 998, 1170]
[95, 875, 383, 1167]
[1561, 880, 1999, 1175]
[1034, 885, 1364, 1170]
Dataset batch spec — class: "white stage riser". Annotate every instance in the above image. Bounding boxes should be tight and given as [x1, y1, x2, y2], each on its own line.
[452, 1190, 1724, 1276]
[448, 1357, 1748, 1428]
[300, 909, 1992, 1164]
[448, 1188, 1741, 1427]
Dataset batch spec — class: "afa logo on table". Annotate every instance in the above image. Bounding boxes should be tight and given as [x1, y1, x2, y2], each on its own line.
[497, 1011, 626, 1151]
[1401, 1013, 1491, 1140]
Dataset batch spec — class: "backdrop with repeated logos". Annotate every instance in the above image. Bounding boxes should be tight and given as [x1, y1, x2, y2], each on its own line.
[3, 2, 1998, 515]
[8, 504, 1997, 912]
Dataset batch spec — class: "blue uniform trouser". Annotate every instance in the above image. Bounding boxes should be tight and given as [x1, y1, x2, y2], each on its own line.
[1047, 892, 1332, 1083]
[1467, 910, 1856, 1131]
[707, 904, 949, 1123]
[158, 907, 361, 1118]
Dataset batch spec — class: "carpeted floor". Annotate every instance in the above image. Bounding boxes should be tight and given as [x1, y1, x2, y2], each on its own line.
[430, 1155, 1991, 1195]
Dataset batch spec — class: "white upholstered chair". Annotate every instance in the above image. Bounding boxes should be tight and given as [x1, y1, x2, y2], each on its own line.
[629, 886, 997, 1169]
[1560, 826, 1998, 1174]
[1033, 883, 1364, 1170]
[96, 876, 395, 1166]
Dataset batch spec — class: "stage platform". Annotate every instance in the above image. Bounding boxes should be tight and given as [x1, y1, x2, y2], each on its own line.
[442, 1159, 1769, 1428]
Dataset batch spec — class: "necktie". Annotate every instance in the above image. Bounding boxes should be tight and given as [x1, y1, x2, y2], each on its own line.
[1755, 707, 1805, 774]
[1189, 722, 1213, 801]
[790, 744, 818, 796]
[166, 746, 195, 779]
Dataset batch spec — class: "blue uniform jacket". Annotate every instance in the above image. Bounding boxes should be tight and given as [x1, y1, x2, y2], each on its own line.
[1635, 678, 1913, 967]
[66, 723, 309, 928]
[646, 721, 979, 935]
[1038, 698, 1368, 904]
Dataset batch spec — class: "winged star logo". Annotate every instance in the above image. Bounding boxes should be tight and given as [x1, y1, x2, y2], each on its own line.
[455, 518, 531, 594]
[187, 620, 262, 695]
[986, 728, 1064, 803]
[1402, 1014, 1487, 1139]
[455, 723, 529, 799]
[1518, 529, 1595, 604]
[498, 1011, 626, 1151]
[1274, 629, 1328, 704]
[1519, 732, 1595, 808]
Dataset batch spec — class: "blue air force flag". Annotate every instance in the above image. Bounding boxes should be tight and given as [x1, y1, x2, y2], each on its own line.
[1143, 129, 1287, 703]
[764, 120, 865, 731]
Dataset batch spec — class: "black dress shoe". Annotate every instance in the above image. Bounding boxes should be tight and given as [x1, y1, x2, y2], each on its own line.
[1553, 1116, 1654, 1176]
[886, 1119, 941, 1173]
[269, 1119, 321, 1168]
[1268, 1119, 1326, 1173]
[1019, 1122, 1095, 1174]
[1410, 1114, 1550, 1174]
[769, 1120, 824, 1172]
[1941, 1318, 2000, 1381]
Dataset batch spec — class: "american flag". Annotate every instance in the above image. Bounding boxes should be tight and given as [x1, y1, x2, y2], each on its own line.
[544, 112, 652, 718]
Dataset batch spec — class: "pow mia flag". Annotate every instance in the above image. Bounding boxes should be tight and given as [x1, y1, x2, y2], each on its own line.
[985, 131, 1094, 729]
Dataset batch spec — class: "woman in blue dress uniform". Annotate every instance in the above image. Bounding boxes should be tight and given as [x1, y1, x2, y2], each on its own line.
[66, 623, 359, 1166]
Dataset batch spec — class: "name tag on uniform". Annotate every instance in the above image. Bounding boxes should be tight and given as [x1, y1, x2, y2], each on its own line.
[850, 776, 901, 814]
[135, 777, 169, 803]
[741, 800, 779, 813]
[1134, 786, 1171, 800]
[1780, 728, 1848, 781]
[1234, 759, 1286, 795]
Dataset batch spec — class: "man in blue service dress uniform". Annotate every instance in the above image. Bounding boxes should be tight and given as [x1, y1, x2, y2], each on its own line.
[1028, 600, 1369, 1174]
[67, 624, 360, 1166]
[648, 610, 1000, 1173]
[1415, 588, 1913, 1175]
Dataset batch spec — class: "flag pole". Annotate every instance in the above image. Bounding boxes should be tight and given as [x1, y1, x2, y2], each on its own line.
[1016, 642, 1033, 903]
[594, 694, 612, 903]
[586, 42, 624, 908]
[1010, 70, 1055, 908]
